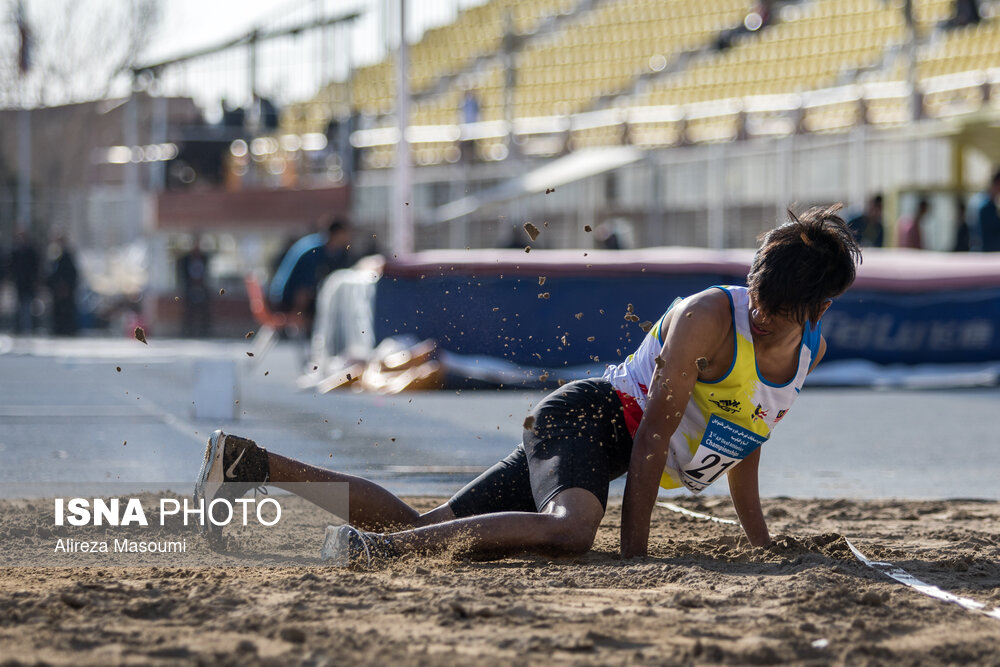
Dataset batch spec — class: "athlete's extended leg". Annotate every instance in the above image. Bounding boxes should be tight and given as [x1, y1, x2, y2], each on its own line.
[195, 430, 454, 534]
[323, 487, 604, 566]
[268, 451, 452, 531]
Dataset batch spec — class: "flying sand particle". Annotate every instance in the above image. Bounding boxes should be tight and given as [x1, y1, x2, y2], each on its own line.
[523, 415, 536, 431]
[523, 222, 540, 241]
[134, 327, 147, 345]
[695, 357, 708, 371]
[246, 331, 255, 339]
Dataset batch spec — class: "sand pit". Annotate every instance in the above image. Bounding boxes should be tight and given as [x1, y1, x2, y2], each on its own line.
[1, 496, 998, 666]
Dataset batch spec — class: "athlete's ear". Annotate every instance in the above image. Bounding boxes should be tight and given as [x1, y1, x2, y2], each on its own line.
[816, 299, 833, 321]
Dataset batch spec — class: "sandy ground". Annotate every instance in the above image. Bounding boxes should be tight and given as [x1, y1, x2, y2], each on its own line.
[1, 495, 999, 666]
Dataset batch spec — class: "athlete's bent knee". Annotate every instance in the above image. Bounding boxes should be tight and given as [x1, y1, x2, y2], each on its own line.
[541, 488, 603, 555]
[557, 523, 597, 556]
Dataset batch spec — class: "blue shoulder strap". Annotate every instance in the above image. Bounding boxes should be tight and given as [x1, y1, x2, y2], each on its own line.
[803, 320, 822, 361]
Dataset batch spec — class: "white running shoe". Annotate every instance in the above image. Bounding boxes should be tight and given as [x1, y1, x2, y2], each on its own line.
[321, 524, 381, 569]
[193, 430, 269, 535]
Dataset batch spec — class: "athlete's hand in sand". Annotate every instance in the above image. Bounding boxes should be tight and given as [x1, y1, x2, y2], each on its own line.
[620, 294, 729, 558]
[726, 447, 770, 547]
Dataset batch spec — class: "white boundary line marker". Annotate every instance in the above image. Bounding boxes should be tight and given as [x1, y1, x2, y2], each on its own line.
[844, 538, 1000, 621]
[656, 501, 1000, 621]
[656, 501, 737, 525]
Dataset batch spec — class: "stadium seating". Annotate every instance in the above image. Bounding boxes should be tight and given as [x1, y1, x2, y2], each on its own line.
[278, 0, 1000, 167]
[636, 0, 906, 108]
[351, 0, 575, 117]
[851, 3, 999, 123]
[408, 0, 750, 127]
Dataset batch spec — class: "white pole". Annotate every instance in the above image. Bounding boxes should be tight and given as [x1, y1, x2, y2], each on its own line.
[150, 92, 168, 192]
[124, 88, 140, 245]
[707, 143, 725, 249]
[392, 0, 413, 255]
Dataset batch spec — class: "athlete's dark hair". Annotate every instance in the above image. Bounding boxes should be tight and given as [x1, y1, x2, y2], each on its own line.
[747, 204, 862, 324]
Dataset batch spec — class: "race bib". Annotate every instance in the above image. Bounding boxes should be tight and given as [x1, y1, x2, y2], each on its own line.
[679, 415, 767, 493]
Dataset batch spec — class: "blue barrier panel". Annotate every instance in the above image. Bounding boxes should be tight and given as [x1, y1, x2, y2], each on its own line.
[371, 248, 1000, 369]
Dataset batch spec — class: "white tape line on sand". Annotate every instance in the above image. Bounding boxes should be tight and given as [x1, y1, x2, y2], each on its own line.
[656, 502, 738, 525]
[844, 538, 1000, 621]
[656, 502, 1000, 621]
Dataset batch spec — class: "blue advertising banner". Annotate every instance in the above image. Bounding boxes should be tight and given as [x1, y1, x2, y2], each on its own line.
[372, 250, 1000, 370]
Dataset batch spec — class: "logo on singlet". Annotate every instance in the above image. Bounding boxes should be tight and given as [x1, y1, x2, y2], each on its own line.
[710, 398, 741, 414]
[774, 409, 788, 423]
[752, 404, 768, 422]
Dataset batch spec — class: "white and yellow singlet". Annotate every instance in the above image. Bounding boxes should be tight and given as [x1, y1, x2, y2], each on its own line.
[603, 285, 822, 494]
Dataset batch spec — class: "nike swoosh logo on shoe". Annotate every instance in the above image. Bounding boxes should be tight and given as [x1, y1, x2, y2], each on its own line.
[225, 448, 247, 479]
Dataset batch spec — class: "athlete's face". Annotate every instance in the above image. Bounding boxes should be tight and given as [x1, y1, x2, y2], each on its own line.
[748, 306, 798, 339]
[748, 299, 831, 339]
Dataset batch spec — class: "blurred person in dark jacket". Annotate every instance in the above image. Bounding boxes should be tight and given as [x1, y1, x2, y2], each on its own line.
[941, 0, 980, 29]
[969, 169, 1000, 252]
[177, 235, 212, 337]
[846, 194, 884, 248]
[952, 196, 971, 252]
[269, 216, 353, 332]
[45, 231, 79, 336]
[11, 231, 40, 334]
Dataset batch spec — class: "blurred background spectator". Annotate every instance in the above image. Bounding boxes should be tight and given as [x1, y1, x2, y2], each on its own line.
[176, 235, 212, 337]
[897, 196, 929, 249]
[969, 168, 1000, 252]
[940, 0, 981, 30]
[952, 196, 971, 252]
[44, 230, 80, 337]
[847, 194, 885, 248]
[10, 232, 40, 335]
[269, 216, 353, 331]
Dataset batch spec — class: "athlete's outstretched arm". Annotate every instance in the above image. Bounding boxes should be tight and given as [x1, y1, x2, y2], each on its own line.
[728, 325, 828, 547]
[620, 292, 730, 558]
[726, 447, 769, 547]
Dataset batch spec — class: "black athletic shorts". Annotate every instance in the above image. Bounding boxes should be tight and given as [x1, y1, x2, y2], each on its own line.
[448, 378, 634, 517]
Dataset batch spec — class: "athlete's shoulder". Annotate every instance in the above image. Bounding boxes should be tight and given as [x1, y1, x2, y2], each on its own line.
[663, 288, 733, 344]
[676, 287, 733, 324]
